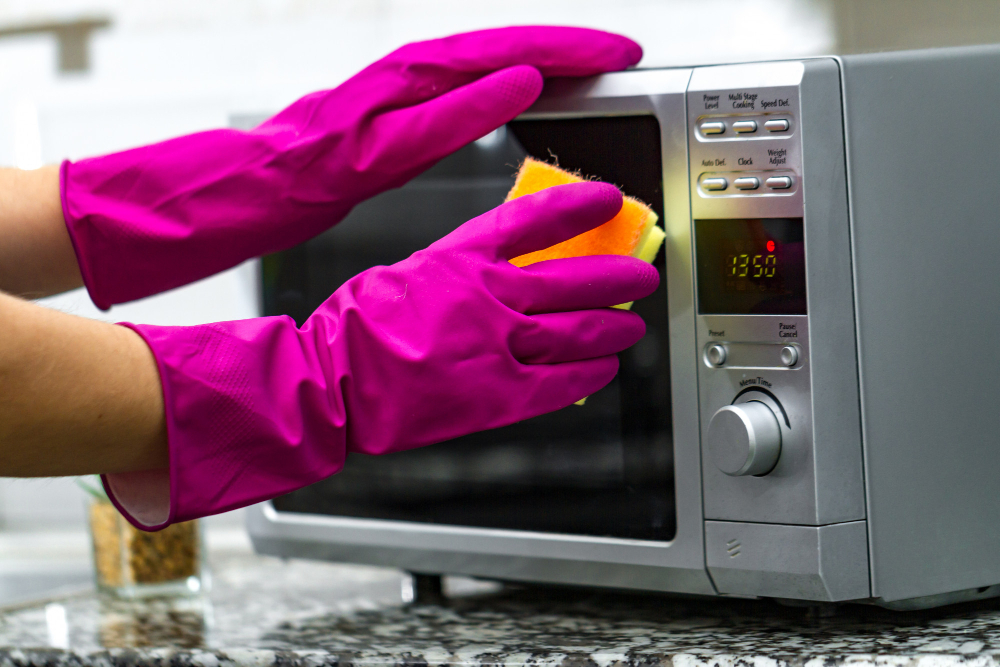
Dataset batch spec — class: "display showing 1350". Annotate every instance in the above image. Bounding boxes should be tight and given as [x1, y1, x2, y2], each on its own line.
[727, 253, 777, 278]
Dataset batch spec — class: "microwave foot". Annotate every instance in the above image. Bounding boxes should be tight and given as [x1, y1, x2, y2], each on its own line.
[773, 598, 841, 618]
[406, 573, 445, 605]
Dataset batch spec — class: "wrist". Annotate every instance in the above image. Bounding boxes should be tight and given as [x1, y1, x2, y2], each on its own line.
[0, 165, 83, 298]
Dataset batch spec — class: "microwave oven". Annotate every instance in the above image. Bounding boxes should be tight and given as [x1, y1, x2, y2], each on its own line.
[246, 45, 1000, 609]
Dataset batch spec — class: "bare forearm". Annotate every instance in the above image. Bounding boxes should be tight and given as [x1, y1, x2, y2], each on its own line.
[0, 166, 83, 298]
[0, 292, 167, 476]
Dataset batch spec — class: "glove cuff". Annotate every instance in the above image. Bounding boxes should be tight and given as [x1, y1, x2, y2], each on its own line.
[101, 469, 172, 531]
[105, 318, 347, 531]
[60, 159, 113, 311]
[100, 322, 180, 530]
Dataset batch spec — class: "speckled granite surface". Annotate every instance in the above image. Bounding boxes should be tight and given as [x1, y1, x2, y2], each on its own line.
[2, 551, 1000, 667]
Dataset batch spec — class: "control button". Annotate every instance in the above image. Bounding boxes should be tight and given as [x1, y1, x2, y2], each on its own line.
[780, 345, 799, 367]
[702, 178, 728, 191]
[706, 344, 727, 366]
[707, 401, 782, 477]
[733, 177, 760, 190]
[701, 122, 725, 135]
[732, 120, 757, 133]
[765, 176, 793, 189]
[764, 119, 790, 132]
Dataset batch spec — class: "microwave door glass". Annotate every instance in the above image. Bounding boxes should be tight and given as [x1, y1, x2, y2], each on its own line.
[262, 115, 676, 541]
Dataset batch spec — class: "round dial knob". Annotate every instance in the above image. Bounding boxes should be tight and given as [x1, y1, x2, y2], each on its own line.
[707, 401, 782, 476]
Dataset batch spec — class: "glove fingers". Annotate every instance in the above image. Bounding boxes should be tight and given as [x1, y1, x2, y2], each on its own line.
[510, 309, 646, 364]
[500, 254, 660, 315]
[524, 354, 621, 413]
[365, 65, 542, 177]
[445, 182, 622, 260]
[377, 26, 641, 106]
[395, 26, 642, 78]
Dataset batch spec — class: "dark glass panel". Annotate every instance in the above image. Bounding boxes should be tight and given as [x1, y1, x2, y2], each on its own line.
[266, 116, 675, 541]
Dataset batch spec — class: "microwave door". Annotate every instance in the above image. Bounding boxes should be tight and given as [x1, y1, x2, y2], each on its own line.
[264, 115, 675, 542]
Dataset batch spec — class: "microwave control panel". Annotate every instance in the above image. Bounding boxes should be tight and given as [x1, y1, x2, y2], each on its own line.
[687, 63, 818, 526]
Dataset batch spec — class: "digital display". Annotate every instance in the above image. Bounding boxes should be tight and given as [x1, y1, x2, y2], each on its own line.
[696, 218, 807, 315]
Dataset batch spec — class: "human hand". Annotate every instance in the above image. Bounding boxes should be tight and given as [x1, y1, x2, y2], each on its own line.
[62, 27, 642, 309]
[104, 182, 658, 529]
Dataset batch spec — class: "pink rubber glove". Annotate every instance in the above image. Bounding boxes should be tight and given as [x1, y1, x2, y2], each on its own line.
[61, 27, 642, 310]
[102, 183, 659, 530]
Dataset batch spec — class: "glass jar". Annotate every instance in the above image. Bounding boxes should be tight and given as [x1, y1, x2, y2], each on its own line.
[88, 496, 205, 598]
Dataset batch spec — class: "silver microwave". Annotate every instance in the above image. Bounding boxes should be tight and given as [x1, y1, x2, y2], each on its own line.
[247, 45, 1000, 610]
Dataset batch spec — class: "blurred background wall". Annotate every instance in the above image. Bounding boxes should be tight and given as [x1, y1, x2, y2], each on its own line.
[0, 0, 996, 530]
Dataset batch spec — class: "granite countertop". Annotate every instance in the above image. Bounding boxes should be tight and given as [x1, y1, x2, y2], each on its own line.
[3, 535, 1000, 667]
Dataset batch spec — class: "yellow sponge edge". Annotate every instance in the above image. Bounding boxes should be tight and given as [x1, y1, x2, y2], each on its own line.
[504, 157, 666, 405]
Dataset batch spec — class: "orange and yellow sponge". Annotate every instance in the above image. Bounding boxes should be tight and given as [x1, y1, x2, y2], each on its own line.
[506, 157, 665, 310]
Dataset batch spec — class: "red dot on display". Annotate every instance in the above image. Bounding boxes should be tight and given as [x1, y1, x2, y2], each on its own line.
[766, 240, 776, 252]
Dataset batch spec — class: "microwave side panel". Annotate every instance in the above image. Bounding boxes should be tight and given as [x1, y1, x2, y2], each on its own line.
[248, 68, 718, 596]
[842, 44, 1000, 603]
